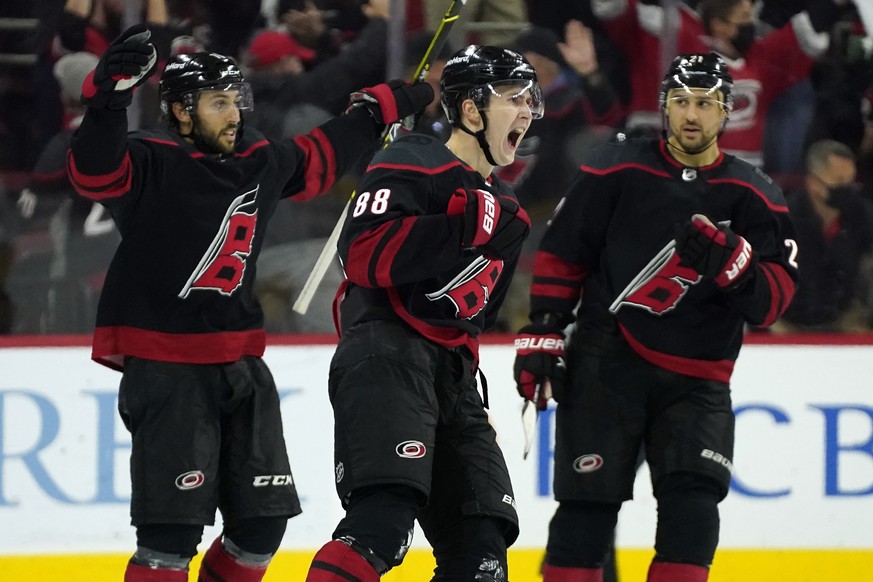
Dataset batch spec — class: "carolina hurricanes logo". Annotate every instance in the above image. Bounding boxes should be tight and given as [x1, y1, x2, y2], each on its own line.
[175, 470, 205, 490]
[609, 240, 701, 315]
[723, 78, 759, 131]
[395, 440, 426, 459]
[572, 454, 604, 473]
[179, 185, 259, 298]
[425, 256, 504, 319]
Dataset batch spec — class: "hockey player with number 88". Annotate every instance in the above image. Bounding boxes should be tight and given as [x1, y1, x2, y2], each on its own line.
[513, 53, 798, 581]
[305, 45, 542, 581]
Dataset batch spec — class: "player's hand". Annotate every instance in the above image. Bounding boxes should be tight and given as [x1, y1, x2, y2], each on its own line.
[448, 189, 530, 260]
[513, 323, 566, 410]
[347, 79, 434, 126]
[674, 214, 756, 290]
[81, 24, 158, 111]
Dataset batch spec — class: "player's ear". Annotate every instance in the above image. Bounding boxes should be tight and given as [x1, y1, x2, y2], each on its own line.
[171, 101, 190, 124]
[460, 98, 481, 125]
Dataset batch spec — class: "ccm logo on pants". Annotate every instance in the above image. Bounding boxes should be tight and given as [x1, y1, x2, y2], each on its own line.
[253, 474, 294, 487]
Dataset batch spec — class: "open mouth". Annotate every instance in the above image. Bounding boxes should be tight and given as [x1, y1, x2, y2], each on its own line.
[508, 128, 525, 148]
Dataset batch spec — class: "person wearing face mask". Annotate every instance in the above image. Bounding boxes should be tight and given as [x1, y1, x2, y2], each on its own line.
[776, 139, 873, 332]
[591, 0, 839, 168]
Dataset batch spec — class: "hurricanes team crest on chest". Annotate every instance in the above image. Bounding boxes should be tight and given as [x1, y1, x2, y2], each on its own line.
[425, 256, 504, 319]
[179, 185, 259, 298]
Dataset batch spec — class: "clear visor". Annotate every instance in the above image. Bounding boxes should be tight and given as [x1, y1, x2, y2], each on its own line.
[481, 80, 544, 119]
[665, 84, 730, 111]
[162, 81, 255, 114]
[199, 82, 254, 111]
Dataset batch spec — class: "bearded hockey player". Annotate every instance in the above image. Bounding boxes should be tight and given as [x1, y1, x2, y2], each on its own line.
[305, 45, 542, 581]
[513, 53, 798, 582]
[66, 24, 432, 582]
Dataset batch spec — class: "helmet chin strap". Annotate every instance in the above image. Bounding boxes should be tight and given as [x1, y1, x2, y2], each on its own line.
[458, 110, 498, 167]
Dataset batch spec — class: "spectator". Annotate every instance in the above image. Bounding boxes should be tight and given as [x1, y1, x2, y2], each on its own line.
[592, 0, 832, 168]
[495, 21, 625, 332]
[776, 139, 873, 332]
[405, 29, 457, 142]
[423, 0, 529, 47]
[243, 0, 391, 123]
[20, 51, 119, 333]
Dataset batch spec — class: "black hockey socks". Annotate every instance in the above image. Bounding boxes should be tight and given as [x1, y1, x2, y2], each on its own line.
[305, 539, 380, 582]
[545, 500, 621, 568]
[654, 472, 721, 566]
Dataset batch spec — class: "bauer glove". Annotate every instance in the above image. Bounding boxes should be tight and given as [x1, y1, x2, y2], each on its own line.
[513, 322, 566, 410]
[81, 24, 158, 111]
[447, 188, 530, 261]
[347, 79, 434, 126]
[674, 214, 756, 290]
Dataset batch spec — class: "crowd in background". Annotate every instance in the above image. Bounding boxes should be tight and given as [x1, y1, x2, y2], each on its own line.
[0, 0, 871, 336]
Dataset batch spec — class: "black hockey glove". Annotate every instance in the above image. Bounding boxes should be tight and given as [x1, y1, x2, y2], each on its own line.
[513, 322, 566, 410]
[347, 79, 434, 126]
[674, 214, 757, 290]
[81, 24, 158, 111]
[447, 189, 531, 261]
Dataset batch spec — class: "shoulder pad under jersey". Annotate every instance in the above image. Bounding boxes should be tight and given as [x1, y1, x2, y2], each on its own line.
[719, 155, 787, 208]
[368, 133, 458, 172]
[579, 136, 657, 173]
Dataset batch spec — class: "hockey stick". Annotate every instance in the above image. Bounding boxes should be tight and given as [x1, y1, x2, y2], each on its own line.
[292, 0, 468, 315]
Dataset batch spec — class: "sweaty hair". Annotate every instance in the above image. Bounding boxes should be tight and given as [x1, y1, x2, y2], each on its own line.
[805, 139, 855, 176]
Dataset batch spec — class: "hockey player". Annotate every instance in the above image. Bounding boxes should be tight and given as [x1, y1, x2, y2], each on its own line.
[305, 45, 542, 581]
[513, 53, 798, 582]
[66, 24, 432, 582]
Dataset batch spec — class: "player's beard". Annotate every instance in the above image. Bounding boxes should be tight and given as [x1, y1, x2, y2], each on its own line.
[673, 124, 718, 155]
[191, 118, 237, 156]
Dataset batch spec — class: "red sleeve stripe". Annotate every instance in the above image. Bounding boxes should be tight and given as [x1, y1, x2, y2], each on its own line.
[67, 151, 133, 200]
[292, 128, 337, 201]
[532, 250, 587, 281]
[372, 218, 414, 286]
[344, 221, 398, 287]
[530, 282, 579, 299]
[619, 323, 734, 383]
[758, 262, 796, 327]
[707, 178, 789, 213]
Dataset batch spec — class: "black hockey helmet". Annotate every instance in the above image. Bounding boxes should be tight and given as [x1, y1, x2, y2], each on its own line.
[440, 45, 544, 126]
[658, 52, 733, 112]
[159, 52, 253, 114]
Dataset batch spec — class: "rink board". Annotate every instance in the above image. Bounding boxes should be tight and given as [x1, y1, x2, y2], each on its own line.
[0, 336, 871, 580]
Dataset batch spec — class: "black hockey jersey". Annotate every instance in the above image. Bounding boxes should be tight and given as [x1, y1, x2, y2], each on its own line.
[67, 107, 380, 370]
[531, 138, 798, 382]
[336, 133, 523, 357]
